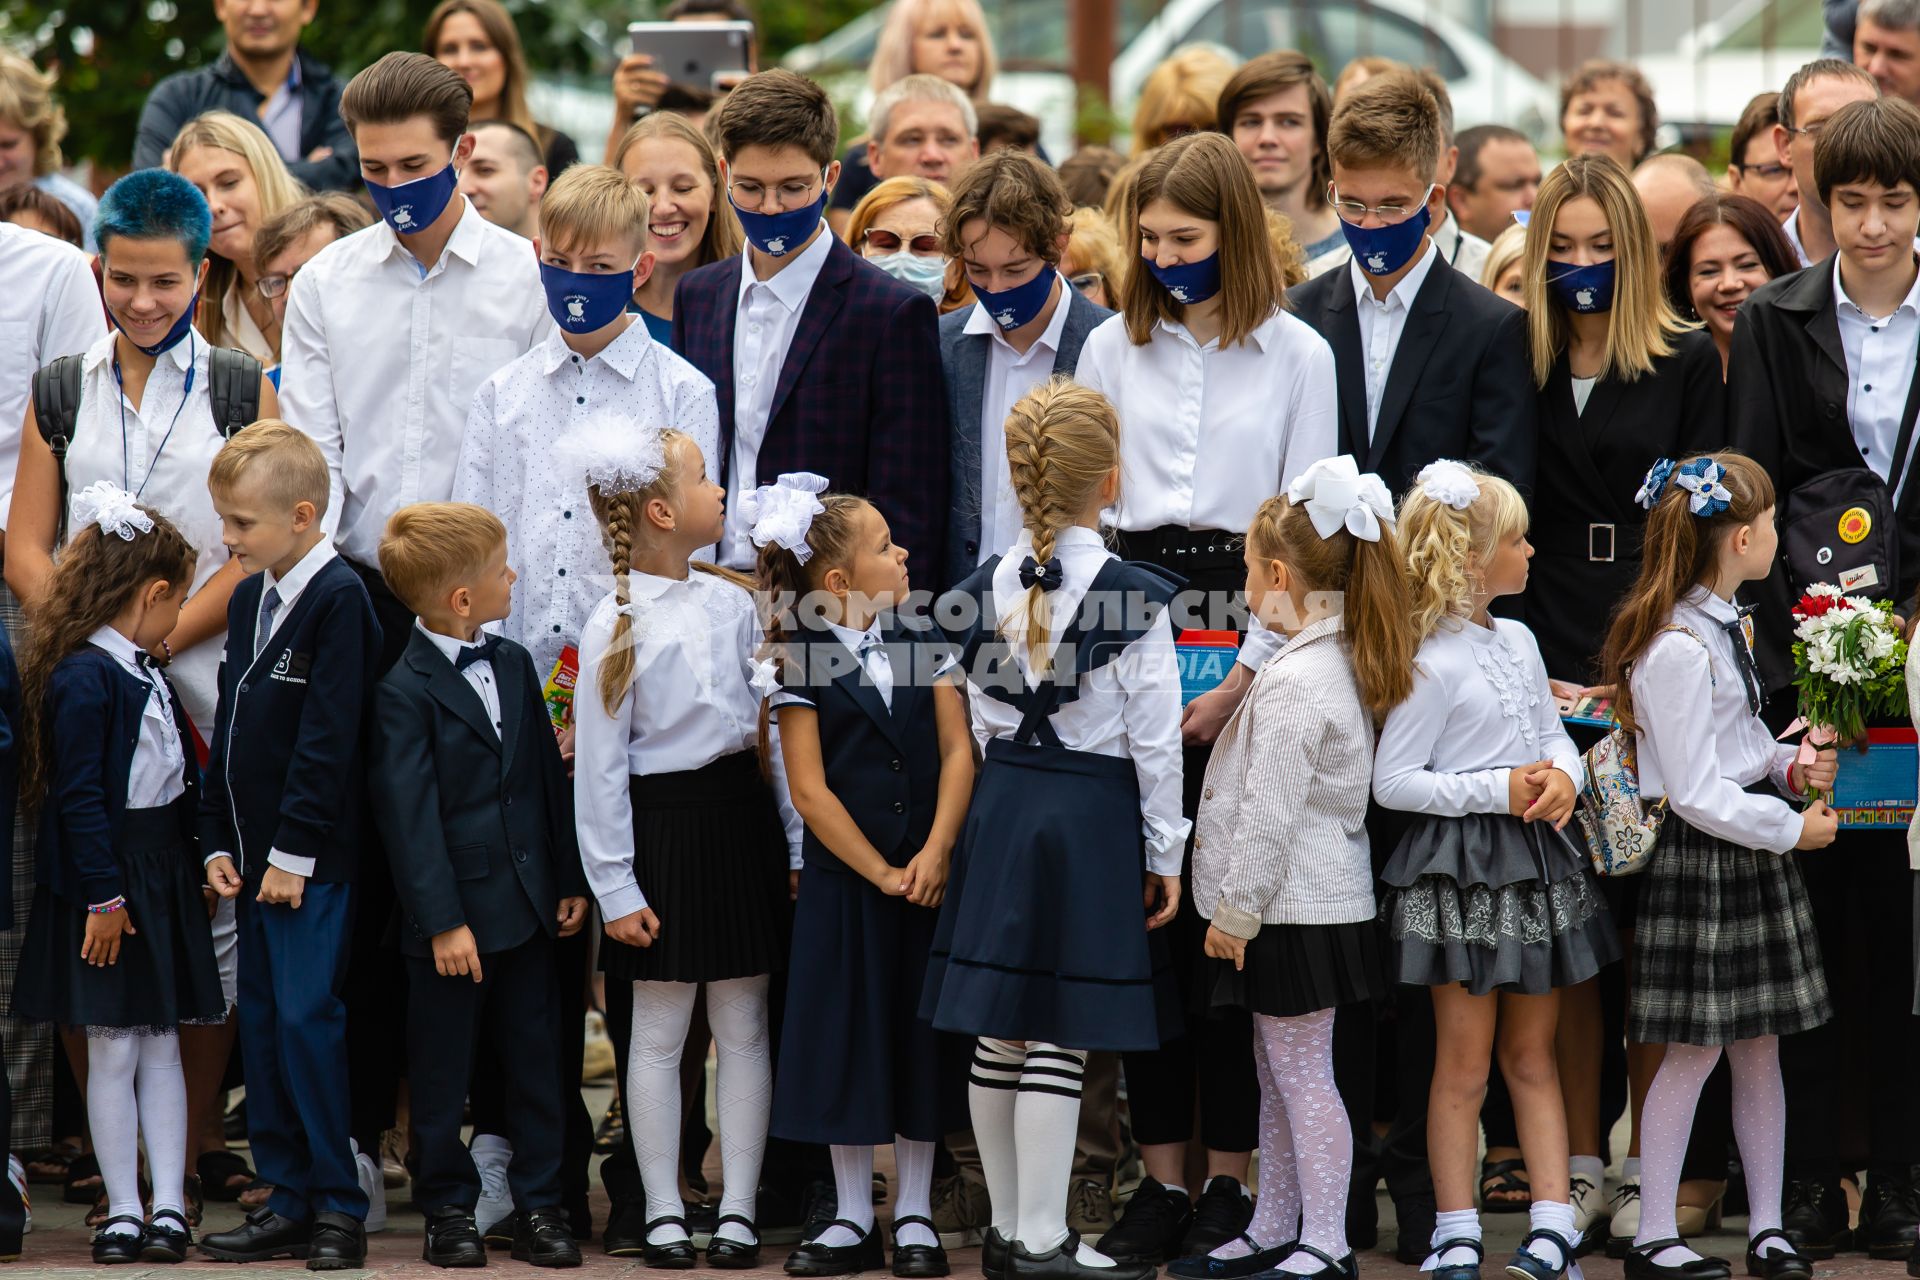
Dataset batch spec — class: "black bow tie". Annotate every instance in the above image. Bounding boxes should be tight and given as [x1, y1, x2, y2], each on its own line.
[1018, 556, 1064, 592]
[455, 635, 501, 672]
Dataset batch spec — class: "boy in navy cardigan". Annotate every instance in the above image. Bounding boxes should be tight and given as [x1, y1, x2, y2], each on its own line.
[367, 503, 588, 1270]
[199, 421, 383, 1270]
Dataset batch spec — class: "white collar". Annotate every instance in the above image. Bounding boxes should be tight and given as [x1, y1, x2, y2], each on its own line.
[826, 617, 883, 655]
[1153, 307, 1284, 353]
[88, 624, 146, 671]
[1282, 614, 1345, 651]
[737, 221, 834, 313]
[415, 618, 486, 666]
[1348, 236, 1436, 313]
[626, 569, 697, 605]
[1680, 584, 1741, 624]
[1833, 253, 1920, 322]
[540, 318, 655, 378]
[380, 194, 486, 270]
[265, 536, 338, 599]
[84, 327, 205, 376]
[964, 272, 1072, 355]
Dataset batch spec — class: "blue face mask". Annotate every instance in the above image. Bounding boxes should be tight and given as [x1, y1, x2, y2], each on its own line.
[125, 290, 200, 357]
[731, 177, 828, 258]
[1546, 258, 1616, 313]
[540, 259, 639, 334]
[971, 266, 1057, 330]
[1142, 251, 1222, 305]
[870, 251, 948, 301]
[365, 163, 460, 237]
[1338, 194, 1434, 277]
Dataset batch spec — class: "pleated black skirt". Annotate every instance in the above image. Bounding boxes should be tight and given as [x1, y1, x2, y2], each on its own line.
[599, 752, 790, 985]
[1204, 919, 1386, 1018]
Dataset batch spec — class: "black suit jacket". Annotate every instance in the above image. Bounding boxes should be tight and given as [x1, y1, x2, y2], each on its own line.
[368, 629, 586, 957]
[1729, 256, 1920, 693]
[1289, 252, 1537, 498]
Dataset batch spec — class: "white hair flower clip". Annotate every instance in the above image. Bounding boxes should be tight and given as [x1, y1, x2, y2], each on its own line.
[1416, 459, 1481, 511]
[73, 481, 154, 542]
[1286, 455, 1395, 543]
[741, 472, 830, 563]
[554, 414, 670, 494]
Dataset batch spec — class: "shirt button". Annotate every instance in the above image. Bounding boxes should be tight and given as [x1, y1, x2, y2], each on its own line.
[575, 396, 585, 404]
[557, 568, 566, 577]
[890, 759, 903, 771]
[892, 801, 905, 814]
[571, 355, 580, 363]
[1866, 384, 1874, 392]
[563, 510, 572, 519]
[743, 373, 757, 385]
[552, 625, 562, 633]
[1204, 786, 1214, 799]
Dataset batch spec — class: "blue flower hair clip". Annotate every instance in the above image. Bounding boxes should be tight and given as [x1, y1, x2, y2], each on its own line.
[1673, 457, 1733, 518]
[1635, 457, 1676, 511]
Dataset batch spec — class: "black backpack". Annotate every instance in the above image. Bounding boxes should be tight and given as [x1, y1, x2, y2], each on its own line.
[1778, 466, 1902, 604]
[31, 347, 262, 544]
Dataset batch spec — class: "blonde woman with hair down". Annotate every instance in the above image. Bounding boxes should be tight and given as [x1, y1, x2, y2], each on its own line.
[925, 377, 1183, 1280]
[611, 111, 742, 344]
[1131, 46, 1237, 156]
[167, 110, 308, 363]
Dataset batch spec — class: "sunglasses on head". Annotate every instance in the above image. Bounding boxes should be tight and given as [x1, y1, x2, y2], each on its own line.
[863, 229, 941, 254]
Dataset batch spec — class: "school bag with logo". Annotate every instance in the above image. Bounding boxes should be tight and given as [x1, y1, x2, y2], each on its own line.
[30, 347, 261, 544]
[1778, 468, 1900, 604]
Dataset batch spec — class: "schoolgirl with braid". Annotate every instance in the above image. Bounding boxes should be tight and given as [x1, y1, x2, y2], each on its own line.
[923, 377, 1186, 1280]
[564, 419, 799, 1270]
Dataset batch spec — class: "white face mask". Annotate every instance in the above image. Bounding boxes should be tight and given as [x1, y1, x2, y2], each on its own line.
[869, 250, 948, 300]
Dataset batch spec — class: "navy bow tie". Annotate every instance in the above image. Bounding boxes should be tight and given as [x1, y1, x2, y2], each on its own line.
[455, 635, 501, 671]
[1018, 556, 1064, 592]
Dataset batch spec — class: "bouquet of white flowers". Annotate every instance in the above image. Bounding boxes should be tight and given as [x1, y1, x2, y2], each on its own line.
[1791, 585, 1908, 784]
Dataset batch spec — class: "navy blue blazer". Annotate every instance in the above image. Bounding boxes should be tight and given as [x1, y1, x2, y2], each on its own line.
[672, 235, 952, 583]
[939, 287, 1112, 585]
[773, 622, 944, 872]
[197, 554, 383, 886]
[37, 646, 196, 905]
[369, 628, 587, 957]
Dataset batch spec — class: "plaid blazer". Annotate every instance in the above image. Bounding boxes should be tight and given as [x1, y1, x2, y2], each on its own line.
[673, 235, 951, 584]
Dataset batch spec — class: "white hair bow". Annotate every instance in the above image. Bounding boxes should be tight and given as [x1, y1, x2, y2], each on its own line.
[741, 472, 831, 563]
[555, 414, 670, 493]
[1416, 459, 1481, 510]
[1286, 455, 1395, 543]
[73, 481, 154, 542]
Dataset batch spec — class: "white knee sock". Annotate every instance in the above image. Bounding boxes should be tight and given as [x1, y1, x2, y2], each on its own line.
[1014, 1044, 1111, 1267]
[87, 1033, 145, 1237]
[814, 1146, 875, 1248]
[1429, 1208, 1482, 1270]
[1216, 1019, 1296, 1260]
[706, 976, 771, 1246]
[970, 1039, 1024, 1239]
[1265, 1011, 1350, 1275]
[628, 981, 698, 1246]
[894, 1137, 938, 1249]
[1634, 1042, 1722, 1267]
[135, 1033, 188, 1219]
[1725, 1037, 1787, 1257]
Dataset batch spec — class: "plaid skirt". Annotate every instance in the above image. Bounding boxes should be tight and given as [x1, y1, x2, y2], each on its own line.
[1629, 813, 1831, 1046]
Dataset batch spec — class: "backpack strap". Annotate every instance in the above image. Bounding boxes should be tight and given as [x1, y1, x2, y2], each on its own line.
[206, 347, 262, 439]
[30, 355, 83, 547]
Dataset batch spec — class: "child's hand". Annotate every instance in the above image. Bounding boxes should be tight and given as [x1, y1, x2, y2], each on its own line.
[257, 866, 305, 908]
[901, 846, 951, 908]
[1796, 798, 1839, 850]
[555, 897, 588, 937]
[1144, 874, 1181, 930]
[863, 861, 909, 898]
[205, 856, 242, 899]
[605, 906, 662, 947]
[1522, 765, 1578, 830]
[203, 885, 218, 919]
[1791, 744, 1840, 796]
[556, 724, 576, 778]
[1507, 760, 1550, 817]
[81, 906, 134, 967]
[431, 925, 484, 982]
[1203, 924, 1247, 971]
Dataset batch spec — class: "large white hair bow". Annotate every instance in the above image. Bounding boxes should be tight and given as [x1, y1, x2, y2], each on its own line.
[73, 481, 154, 542]
[1286, 455, 1394, 543]
[554, 414, 670, 493]
[1415, 459, 1481, 510]
[741, 472, 830, 563]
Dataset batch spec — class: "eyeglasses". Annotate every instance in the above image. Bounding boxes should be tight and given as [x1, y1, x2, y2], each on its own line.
[728, 171, 827, 212]
[1731, 161, 1789, 179]
[1068, 271, 1102, 295]
[863, 229, 941, 254]
[1786, 120, 1833, 139]
[1327, 183, 1436, 225]
[256, 271, 296, 299]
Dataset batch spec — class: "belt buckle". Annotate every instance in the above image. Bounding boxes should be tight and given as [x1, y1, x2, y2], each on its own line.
[1589, 523, 1616, 563]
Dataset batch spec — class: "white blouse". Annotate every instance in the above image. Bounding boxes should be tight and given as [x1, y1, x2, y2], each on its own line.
[571, 572, 800, 922]
[1374, 616, 1584, 816]
[88, 625, 186, 811]
[1631, 587, 1800, 854]
[967, 526, 1189, 874]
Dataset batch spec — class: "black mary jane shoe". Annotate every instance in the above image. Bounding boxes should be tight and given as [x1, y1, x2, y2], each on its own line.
[141, 1208, 194, 1264]
[1278, 1245, 1358, 1280]
[1166, 1234, 1298, 1279]
[785, 1218, 886, 1276]
[93, 1216, 149, 1265]
[890, 1214, 950, 1278]
[1432, 1237, 1485, 1280]
[1506, 1229, 1575, 1280]
[1744, 1229, 1812, 1280]
[643, 1215, 699, 1270]
[983, 1227, 1012, 1280]
[1624, 1237, 1734, 1280]
[1008, 1231, 1155, 1280]
[707, 1214, 763, 1270]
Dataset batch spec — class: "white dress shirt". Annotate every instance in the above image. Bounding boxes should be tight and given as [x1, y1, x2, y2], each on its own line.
[68, 329, 231, 735]
[1783, 208, 1812, 270]
[0, 223, 105, 525]
[1350, 240, 1438, 441]
[453, 322, 720, 680]
[1305, 212, 1489, 283]
[277, 197, 551, 567]
[1374, 616, 1584, 816]
[1833, 256, 1920, 499]
[416, 620, 503, 738]
[219, 283, 276, 366]
[966, 274, 1072, 566]
[722, 224, 834, 568]
[1631, 587, 1801, 854]
[968, 526, 1190, 874]
[89, 626, 187, 812]
[573, 574, 803, 920]
[826, 619, 893, 709]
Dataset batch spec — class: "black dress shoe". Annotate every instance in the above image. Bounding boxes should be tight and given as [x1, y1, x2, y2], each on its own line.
[786, 1219, 887, 1275]
[1166, 1236, 1298, 1278]
[514, 1208, 583, 1268]
[1862, 1171, 1920, 1259]
[604, 1200, 647, 1257]
[642, 1215, 698, 1270]
[706, 1214, 761, 1270]
[485, 1209, 520, 1250]
[1744, 1229, 1811, 1280]
[424, 1212, 487, 1268]
[1180, 1178, 1254, 1259]
[1098, 1178, 1194, 1264]
[1008, 1231, 1156, 1280]
[890, 1214, 950, 1278]
[984, 1227, 1011, 1280]
[142, 1208, 194, 1264]
[201, 1205, 314, 1261]
[307, 1211, 367, 1271]
[94, 1217, 147, 1265]
[1624, 1238, 1733, 1280]
[1780, 1178, 1850, 1259]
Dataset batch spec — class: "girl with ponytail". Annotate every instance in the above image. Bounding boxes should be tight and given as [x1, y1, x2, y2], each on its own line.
[563, 420, 796, 1269]
[1600, 452, 1836, 1280]
[922, 377, 1184, 1280]
[1373, 460, 1619, 1280]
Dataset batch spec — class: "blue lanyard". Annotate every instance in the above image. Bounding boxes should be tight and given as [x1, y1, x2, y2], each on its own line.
[112, 331, 195, 502]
